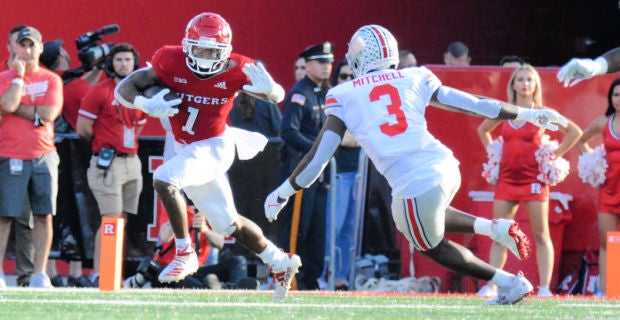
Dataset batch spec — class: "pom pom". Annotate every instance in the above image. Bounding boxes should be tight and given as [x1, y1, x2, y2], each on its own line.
[577, 145, 608, 188]
[535, 135, 570, 186]
[482, 137, 503, 185]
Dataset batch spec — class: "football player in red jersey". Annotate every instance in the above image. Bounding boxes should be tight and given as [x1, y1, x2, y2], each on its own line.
[115, 12, 299, 301]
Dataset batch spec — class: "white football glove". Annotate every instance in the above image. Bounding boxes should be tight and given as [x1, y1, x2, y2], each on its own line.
[557, 57, 608, 87]
[264, 191, 289, 223]
[242, 62, 285, 103]
[516, 108, 568, 131]
[133, 89, 181, 118]
[263, 180, 296, 222]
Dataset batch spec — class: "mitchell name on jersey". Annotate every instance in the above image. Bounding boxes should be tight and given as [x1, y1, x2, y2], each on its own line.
[352, 71, 405, 87]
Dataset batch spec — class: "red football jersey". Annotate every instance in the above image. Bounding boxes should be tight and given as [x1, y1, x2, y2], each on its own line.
[0, 68, 63, 159]
[79, 78, 147, 154]
[150, 46, 253, 143]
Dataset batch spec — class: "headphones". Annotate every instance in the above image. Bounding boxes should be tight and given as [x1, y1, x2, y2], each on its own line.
[104, 42, 140, 76]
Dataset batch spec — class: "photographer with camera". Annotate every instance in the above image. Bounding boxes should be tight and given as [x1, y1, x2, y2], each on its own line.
[76, 43, 146, 287]
[124, 205, 223, 289]
[124, 203, 258, 290]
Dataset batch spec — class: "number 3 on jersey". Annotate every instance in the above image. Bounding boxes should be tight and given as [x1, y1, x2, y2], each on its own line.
[370, 84, 407, 136]
[182, 106, 199, 135]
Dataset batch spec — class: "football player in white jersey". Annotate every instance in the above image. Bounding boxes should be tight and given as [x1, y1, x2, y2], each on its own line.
[264, 25, 569, 305]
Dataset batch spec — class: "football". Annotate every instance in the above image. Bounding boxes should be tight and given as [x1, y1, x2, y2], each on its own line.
[142, 85, 181, 105]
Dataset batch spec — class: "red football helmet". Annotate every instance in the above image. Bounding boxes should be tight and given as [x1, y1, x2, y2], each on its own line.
[182, 12, 233, 75]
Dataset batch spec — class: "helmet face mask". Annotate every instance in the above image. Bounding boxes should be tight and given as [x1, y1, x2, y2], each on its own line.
[183, 12, 232, 75]
[346, 25, 399, 78]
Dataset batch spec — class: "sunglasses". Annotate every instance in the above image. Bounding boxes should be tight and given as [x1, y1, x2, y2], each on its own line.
[338, 73, 354, 80]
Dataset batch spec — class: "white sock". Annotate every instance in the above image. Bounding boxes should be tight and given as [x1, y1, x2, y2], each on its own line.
[257, 241, 286, 266]
[473, 218, 494, 237]
[174, 237, 192, 252]
[489, 269, 514, 287]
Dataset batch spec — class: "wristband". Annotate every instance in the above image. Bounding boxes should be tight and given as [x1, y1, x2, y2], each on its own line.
[276, 180, 296, 199]
[514, 107, 528, 121]
[12, 78, 24, 86]
[594, 57, 608, 75]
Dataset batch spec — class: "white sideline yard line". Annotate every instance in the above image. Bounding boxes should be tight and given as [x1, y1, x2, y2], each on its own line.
[0, 298, 477, 310]
[558, 303, 620, 308]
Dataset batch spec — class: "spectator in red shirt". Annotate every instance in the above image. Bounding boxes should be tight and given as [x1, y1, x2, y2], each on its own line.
[0, 26, 63, 288]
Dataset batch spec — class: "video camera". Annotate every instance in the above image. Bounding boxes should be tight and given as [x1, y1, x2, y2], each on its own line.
[62, 24, 119, 81]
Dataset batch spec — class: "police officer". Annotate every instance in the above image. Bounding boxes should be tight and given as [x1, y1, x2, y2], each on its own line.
[278, 42, 334, 290]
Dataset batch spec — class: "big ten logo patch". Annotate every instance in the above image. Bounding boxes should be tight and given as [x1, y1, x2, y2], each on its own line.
[103, 223, 116, 235]
[531, 183, 542, 194]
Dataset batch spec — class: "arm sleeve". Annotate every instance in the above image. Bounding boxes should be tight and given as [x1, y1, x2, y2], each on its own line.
[293, 130, 342, 187]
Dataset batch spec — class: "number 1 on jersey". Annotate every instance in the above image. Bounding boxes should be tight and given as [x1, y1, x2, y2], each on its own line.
[182, 106, 199, 135]
[370, 84, 407, 136]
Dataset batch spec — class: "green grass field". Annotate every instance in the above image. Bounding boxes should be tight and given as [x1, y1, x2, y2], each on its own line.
[0, 289, 618, 319]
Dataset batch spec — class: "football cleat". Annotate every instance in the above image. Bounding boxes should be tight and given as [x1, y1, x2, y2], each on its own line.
[491, 219, 531, 260]
[271, 253, 302, 301]
[158, 246, 199, 283]
[485, 272, 533, 305]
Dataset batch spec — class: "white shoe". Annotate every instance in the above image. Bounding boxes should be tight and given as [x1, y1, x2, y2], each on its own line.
[485, 272, 533, 305]
[271, 253, 302, 301]
[537, 286, 553, 297]
[158, 246, 199, 283]
[491, 219, 531, 260]
[0, 274, 6, 288]
[477, 284, 497, 297]
[29, 273, 52, 288]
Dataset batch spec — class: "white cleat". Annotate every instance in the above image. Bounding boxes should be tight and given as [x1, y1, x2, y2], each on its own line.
[491, 219, 531, 260]
[485, 272, 533, 305]
[271, 253, 302, 301]
[158, 247, 199, 283]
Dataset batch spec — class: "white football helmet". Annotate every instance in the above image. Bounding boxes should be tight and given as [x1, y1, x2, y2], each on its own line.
[346, 25, 399, 78]
[182, 12, 233, 75]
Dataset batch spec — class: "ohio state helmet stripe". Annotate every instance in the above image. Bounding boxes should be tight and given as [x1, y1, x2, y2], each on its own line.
[369, 25, 388, 59]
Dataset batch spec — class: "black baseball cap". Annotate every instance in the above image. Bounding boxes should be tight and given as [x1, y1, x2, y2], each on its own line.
[300, 42, 335, 63]
[40, 39, 64, 69]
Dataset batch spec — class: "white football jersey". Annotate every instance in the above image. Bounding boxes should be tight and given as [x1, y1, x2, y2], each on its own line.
[325, 67, 459, 197]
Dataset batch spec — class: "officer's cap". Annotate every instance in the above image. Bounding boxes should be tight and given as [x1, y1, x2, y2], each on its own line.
[300, 42, 335, 63]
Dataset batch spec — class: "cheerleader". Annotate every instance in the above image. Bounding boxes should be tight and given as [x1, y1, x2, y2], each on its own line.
[576, 77, 620, 297]
[476, 64, 582, 297]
